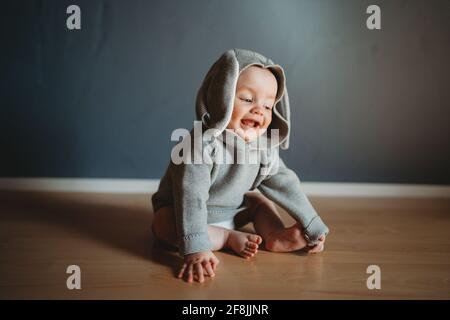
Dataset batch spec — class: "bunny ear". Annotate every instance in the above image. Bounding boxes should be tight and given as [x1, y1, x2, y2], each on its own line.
[195, 50, 240, 134]
[272, 86, 290, 149]
[266, 64, 290, 150]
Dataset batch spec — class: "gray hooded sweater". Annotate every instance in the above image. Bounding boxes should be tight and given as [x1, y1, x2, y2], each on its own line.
[152, 49, 329, 256]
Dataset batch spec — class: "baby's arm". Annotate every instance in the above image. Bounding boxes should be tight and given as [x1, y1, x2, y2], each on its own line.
[257, 156, 329, 246]
[169, 137, 218, 281]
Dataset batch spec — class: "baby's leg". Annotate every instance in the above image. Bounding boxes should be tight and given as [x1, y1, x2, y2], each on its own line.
[151, 206, 261, 258]
[244, 192, 308, 252]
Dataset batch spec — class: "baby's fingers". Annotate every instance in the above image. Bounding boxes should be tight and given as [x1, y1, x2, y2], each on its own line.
[203, 261, 215, 278]
[178, 263, 187, 279]
[184, 263, 194, 283]
[210, 257, 219, 271]
[307, 242, 324, 254]
[195, 263, 205, 283]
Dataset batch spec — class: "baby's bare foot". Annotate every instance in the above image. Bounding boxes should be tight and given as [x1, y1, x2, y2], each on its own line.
[226, 230, 262, 259]
[265, 223, 308, 252]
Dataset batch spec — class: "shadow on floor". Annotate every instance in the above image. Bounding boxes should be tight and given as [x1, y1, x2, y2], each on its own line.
[0, 191, 182, 275]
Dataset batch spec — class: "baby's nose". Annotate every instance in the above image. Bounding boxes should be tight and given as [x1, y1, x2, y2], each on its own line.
[251, 106, 264, 115]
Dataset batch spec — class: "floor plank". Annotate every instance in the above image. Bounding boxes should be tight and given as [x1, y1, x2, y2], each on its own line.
[0, 191, 449, 299]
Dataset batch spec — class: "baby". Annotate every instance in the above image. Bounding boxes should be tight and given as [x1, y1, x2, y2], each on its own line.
[151, 49, 329, 283]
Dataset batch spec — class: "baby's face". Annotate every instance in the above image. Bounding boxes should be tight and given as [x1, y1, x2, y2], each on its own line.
[226, 66, 278, 142]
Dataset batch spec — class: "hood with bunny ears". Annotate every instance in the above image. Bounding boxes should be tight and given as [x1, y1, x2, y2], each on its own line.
[195, 48, 290, 150]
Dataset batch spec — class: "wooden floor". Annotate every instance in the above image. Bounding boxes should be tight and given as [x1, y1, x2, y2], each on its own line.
[0, 191, 449, 299]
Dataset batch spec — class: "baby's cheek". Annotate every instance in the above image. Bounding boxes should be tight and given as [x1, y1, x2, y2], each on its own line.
[226, 114, 239, 129]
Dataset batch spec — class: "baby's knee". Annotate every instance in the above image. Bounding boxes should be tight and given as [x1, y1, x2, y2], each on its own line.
[245, 192, 275, 215]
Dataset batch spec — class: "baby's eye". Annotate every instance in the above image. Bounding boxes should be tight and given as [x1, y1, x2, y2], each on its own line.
[240, 97, 253, 103]
[265, 105, 273, 110]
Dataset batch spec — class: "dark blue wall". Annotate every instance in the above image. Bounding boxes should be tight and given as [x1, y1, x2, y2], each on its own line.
[1, 0, 449, 183]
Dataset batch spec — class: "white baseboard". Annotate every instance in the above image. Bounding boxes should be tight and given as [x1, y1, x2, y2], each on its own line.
[0, 178, 449, 198]
[302, 182, 450, 198]
[0, 178, 160, 194]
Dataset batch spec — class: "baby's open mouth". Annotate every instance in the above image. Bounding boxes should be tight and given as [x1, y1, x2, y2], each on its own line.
[241, 119, 261, 128]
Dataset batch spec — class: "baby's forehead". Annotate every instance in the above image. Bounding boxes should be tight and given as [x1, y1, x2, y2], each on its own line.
[236, 66, 278, 95]
[239, 65, 276, 79]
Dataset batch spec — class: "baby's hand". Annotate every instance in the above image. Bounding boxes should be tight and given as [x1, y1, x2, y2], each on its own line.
[178, 250, 219, 283]
[307, 235, 326, 254]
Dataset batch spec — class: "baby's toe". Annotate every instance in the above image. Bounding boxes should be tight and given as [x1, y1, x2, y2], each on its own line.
[239, 251, 251, 259]
[246, 242, 258, 250]
[243, 249, 255, 258]
[246, 246, 258, 254]
[248, 234, 262, 245]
